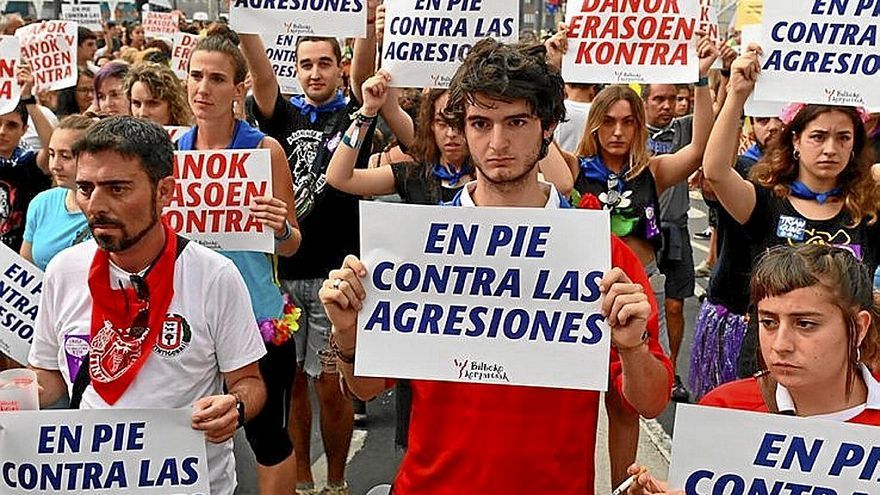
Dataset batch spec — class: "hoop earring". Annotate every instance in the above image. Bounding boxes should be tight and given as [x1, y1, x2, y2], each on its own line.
[793, 149, 801, 161]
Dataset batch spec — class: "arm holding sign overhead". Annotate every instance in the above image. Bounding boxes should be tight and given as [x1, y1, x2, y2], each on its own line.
[17, 62, 54, 174]
[325, 73, 397, 197]
[648, 35, 719, 195]
[350, 0, 379, 105]
[239, 33, 279, 120]
[702, 46, 761, 225]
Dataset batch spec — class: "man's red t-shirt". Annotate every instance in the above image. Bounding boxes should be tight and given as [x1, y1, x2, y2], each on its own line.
[391, 235, 674, 494]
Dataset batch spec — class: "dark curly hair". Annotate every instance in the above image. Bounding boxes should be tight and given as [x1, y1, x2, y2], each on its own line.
[444, 39, 566, 133]
[749, 105, 878, 227]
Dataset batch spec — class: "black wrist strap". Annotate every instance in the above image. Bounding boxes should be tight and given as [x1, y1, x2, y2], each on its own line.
[69, 236, 190, 409]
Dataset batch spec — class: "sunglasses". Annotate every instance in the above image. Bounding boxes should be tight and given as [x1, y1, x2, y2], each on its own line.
[129, 275, 150, 338]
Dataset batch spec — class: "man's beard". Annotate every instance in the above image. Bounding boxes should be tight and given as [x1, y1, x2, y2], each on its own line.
[471, 146, 540, 191]
[91, 205, 160, 253]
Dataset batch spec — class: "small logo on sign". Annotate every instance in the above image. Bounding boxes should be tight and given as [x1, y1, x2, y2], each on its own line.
[824, 88, 864, 106]
[453, 358, 510, 383]
[776, 215, 806, 242]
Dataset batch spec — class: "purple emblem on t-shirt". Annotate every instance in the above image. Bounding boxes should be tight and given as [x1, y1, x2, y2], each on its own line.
[63, 334, 90, 379]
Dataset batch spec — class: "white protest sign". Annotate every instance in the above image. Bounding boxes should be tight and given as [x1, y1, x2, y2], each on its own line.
[0, 244, 43, 366]
[230, 0, 367, 38]
[356, 201, 612, 391]
[699, 1, 722, 70]
[165, 149, 274, 253]
[16, 21, 78, 91]
[142, 11, 179, 40]
[61, 4, 103, 32]
[262, 32, 302, 95]
[563, 0, 700, 84]
[0, 408, 210, 493]
[755, 0, 880, 108]
[0, 36, 21, 116]
[171, 31, 199, 79]
[741, 23, 786, 118]
[669, 404, 880, 495]
[382, 0, 519, 88]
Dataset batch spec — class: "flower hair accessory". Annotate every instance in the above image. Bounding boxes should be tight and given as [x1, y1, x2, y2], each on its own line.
[780, 102, 872, 126]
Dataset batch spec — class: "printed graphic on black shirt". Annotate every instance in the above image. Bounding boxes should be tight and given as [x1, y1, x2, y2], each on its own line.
[286, 128, 343, 219]
[0, 180, 23, 241]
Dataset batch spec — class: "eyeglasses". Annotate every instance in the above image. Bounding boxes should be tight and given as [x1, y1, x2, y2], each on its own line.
[128, 275, 150, 338]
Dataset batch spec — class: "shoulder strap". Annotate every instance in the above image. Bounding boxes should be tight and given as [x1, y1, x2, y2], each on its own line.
[70, 235, 190, 409]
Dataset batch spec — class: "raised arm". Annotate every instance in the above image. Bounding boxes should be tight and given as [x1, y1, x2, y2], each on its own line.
[537, 141, 575, 195]
[702, 46, 762, 225]
[326, 73, 396, 197]
[239, 33, 279, 119]
[649, 34, 719, 194]
[18, 62, 54, 173]
[350, 0, 379, 103]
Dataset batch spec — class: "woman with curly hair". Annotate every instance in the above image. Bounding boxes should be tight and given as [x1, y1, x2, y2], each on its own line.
[702, 45, 880, 378]
[125, 62, 192, 126]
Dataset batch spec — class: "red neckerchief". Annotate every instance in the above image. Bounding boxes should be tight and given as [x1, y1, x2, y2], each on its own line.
[87, 221, 177, 405]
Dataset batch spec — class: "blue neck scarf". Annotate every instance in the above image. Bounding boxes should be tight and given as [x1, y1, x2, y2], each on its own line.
[579, 155, 626, 192]
[789, 180, 843, 205]
[742, 144, 763, 163]
[0, 147, 35, 168]
[290, 91, 347, 124]
[432, 161, 472, 187]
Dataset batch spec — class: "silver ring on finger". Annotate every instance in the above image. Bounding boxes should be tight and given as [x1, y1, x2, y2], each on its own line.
[332, 279, 343, 290]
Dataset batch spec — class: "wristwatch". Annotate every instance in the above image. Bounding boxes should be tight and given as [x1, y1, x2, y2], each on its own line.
[234, 396, 246, 429]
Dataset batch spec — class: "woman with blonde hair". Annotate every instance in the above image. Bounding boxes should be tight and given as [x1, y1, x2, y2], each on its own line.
[125, 62, 192, 126]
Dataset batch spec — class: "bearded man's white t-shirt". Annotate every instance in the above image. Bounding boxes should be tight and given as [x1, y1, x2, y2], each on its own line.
[28, 239, 267, 495]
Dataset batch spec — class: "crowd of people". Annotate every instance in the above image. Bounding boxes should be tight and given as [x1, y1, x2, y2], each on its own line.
[0, 3, 876, 495]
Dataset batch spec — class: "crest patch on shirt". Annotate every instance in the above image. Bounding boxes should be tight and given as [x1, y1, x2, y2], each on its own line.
[154, 314, 192, 359]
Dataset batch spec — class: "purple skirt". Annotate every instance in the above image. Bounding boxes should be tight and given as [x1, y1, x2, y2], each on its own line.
[688, 299, 747, 400]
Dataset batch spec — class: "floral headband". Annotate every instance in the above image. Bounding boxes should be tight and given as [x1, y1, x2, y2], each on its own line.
[779, 102, 872, 126]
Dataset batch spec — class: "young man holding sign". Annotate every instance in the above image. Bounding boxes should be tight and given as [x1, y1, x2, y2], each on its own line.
[28, 117, 267, 495]
[320, 39, 672, 494]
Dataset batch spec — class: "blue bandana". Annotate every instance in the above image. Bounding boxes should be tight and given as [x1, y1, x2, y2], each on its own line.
[579, 155, 627, 192]
[741, 144, 763, 163]
[290, 91, 347, 124]
[432, 162, 472, 187]
[789, 180, 843, 205]
[0, 147, 35, 168]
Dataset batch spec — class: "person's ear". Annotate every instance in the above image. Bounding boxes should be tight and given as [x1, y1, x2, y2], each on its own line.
[155, 176, 176, 208]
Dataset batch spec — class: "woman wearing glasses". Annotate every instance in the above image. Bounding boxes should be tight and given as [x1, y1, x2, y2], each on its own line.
[177, 25, 301, 495]
[55, 68, 95, 117]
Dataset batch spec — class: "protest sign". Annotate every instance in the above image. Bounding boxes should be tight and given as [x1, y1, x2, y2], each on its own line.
[0, 408, 210, 494]
[171, 31, 199, 79]
[755, 0, 880, 109]
[356, 202, 612, 391]
[741, 24, 785, 118]
[165, 149, 274, 253]
[699, 1, 721, 70]
[563, 0, 701, 84]
[0, 36, 21, 116]
[669, 404, 880, 495]
[735, 0, 763, 30]
[262, 32, 302, 95]
[60, 4, 103, 32]
[230, 0, 367, 38]
[0, 244, 43, 366]
[16, 21, 77, 91]
[165, 125, 191, 143]
[142, 11, 179, 40]
[382, 0, 519, 88]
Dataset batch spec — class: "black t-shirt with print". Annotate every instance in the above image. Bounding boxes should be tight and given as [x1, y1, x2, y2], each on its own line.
[0, 153, 51, 251]
[705, 154, 760, 314]
[745, 185, 880, 276]
[390, 162, 461, 205]
[246, 91, 374, 280]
